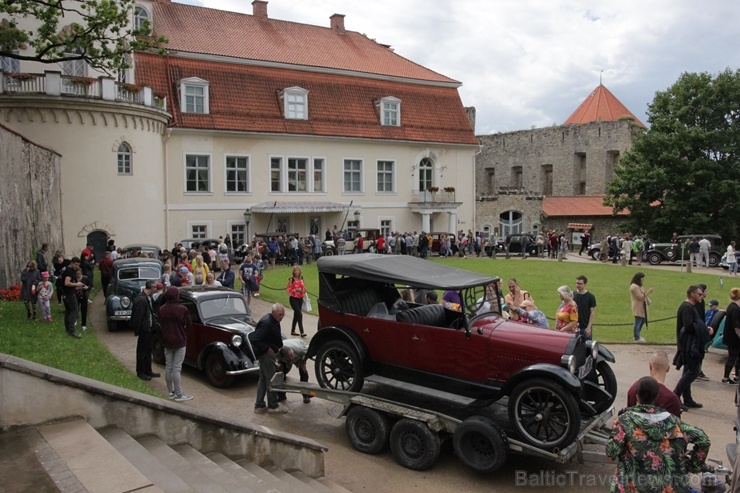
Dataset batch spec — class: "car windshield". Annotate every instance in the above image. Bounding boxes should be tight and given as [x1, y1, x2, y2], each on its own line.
[199, 295, 250, 322]
[118, 266, 161, 280]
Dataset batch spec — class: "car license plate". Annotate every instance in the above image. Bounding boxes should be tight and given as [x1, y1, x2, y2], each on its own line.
[578, 356, 593, 379]
[114, 310, 131, 316]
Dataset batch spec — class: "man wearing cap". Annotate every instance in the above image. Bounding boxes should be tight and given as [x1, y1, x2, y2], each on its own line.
[705, 299, 720, 326]
[130, 280, 160, 381]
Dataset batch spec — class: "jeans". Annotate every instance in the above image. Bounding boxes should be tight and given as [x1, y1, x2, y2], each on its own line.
[674, 359, 701, 404]
[165, 346, 186, 396]
[633, 316, 646, 340]
[255, 352, 278, 409]
[730, 262, 738, 275]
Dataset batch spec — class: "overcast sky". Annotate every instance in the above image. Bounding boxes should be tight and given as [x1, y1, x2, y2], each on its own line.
[189, 0, 740, 135]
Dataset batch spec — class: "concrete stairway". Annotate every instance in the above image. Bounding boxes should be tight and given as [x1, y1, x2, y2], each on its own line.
[1, 418, 350, 493]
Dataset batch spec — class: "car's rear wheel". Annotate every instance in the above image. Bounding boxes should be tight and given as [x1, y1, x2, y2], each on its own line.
[345, 406, 390, 454]
[314, 340, 364, 392]
[389, 418, 441, 471]
[152, 334, 165, 366]
[453, 416, 508, 473]
[324, 248, 334, 256]
[583, 360, 617, 413]
[508, 379, 580, 452]
[647, 252, 663, 265]
[709, 253, 721, 268]
[204, 352, 235, 389]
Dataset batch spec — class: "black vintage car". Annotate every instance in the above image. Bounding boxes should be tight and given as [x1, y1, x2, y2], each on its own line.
[152, 286, 259, 388]
[105, 258, 163, 331]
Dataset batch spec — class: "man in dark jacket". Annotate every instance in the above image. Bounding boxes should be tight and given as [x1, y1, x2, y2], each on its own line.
[249, 303, 286, 414]
[216, 259, 235, 289]
[130, 280, 160, 381]
[158, 286, 192, 401]
[673, 285, 712, 410]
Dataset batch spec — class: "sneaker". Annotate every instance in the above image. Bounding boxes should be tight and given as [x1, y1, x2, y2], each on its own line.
[722, 378, 738, 385]
[168, 392, 177, 399]
[267, 406, 288, 414]
[174, 394, 193, 402]
[697, 372, 709, 381]
[81, 326, 87, 331]
[254, 406, 268, 414]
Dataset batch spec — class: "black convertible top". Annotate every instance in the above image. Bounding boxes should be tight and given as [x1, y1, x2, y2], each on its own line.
[317, 254, 497, 290]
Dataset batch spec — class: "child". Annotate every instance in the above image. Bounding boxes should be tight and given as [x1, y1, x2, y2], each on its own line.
[38, 271, 54, 322]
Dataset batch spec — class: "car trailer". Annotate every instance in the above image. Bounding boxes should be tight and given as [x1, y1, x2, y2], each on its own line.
[270, 373, 615, 473]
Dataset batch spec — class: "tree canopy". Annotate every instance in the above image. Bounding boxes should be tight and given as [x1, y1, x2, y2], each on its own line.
[605, 68, 740, 242]
[0, 0, 166, 73]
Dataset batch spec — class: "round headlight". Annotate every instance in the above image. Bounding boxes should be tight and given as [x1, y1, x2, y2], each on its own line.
[120, 297, 131, 308]
[561, 355, 576, 374]
[586, 340, 599, 359]
[231, 335, 243, 347]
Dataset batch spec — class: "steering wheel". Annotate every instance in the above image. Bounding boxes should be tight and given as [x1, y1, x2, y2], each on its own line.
[462, 285, 487, 316]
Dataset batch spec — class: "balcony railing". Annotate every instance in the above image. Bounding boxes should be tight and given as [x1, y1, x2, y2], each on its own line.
[0, 71, 167, 112]
[414, 189, 458, 203]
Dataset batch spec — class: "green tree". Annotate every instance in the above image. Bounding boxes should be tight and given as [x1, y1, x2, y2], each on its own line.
[605, 69, 740, 241]
[0, 0, 166, 73]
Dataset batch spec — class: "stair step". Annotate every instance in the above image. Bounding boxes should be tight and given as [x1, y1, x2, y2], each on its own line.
[206, 453, 277, 493]
[0, 428, 59, 493]
[266, 467, 315, 493]
[99, 427, 196, 493]
[138, 435, 230, 493]
[290, 471, 337, 493]
[173, 444, 253, 493]
[38, 419, 160, 493]
[237, 460, 291, 492]
[317, 477, 354, 493]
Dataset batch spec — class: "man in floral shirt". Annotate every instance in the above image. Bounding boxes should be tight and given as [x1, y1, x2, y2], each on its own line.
[606, 376, 710, 493]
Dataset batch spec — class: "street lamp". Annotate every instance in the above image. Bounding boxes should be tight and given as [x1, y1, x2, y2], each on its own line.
[243, 208, 252, 243]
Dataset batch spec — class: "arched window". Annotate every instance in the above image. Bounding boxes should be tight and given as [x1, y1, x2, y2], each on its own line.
[134, 5, 150, 30]
[418, 157, 433, 191]
[117, 142, 132, 175]
[499, 211, 522, 236]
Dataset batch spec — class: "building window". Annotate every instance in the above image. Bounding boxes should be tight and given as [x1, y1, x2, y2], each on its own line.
[1, 50, 20, 73]
[418, 157, 432, 191]
[499, 211, 523, 237]
[378, 96, 401, 126]
[343, 159, 362, 192]
[231, 224, 245, 247]
[313, 158, 324, 192]
[180, 77, 209, 114]
[192, 225, 207, 239]
[347, 220, 359, 229]
[541, 164, 553, 195]
[134, 5, 150, 30]
[271, 157, 282, 192]
[288, 158, 308, 192]
[380, 220, 392, 237]
[377, 160, 394, 193]
[485, 167, 496, 193]
[511, 166, 523, 188]
[185, 155, 210, 192]
[117, 142, 132, 175]
[225, 156, 249, 193]
[574, 152, 586, 194]
[277, 217, 288, 233]
[281, 87, 308, 120]
[60, 50, 87, 77]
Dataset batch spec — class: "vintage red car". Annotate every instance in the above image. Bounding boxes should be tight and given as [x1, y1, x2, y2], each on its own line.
[307, 254, 616, 452]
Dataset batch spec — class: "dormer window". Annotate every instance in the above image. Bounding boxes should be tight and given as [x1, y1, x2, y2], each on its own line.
[378, 96, 401, 126]
[180, 77, 209, 114]
[280, 87, 308, 120]
[134, 5, 150, 30]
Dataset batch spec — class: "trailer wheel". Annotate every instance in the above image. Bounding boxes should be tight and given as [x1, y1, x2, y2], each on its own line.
[583, 360, 617, 413]
[314, 340, 364, 392]
[453, 416, 508, 473]
[345, 406, 390, 454]
[389, 418, 441, 471]
[508, 379, 580, 452]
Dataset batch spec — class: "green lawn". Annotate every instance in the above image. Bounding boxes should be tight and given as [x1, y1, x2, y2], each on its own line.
[248, 257, 730, 344]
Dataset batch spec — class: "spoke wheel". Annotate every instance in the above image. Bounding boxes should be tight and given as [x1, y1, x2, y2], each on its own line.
[314, 340, 364, 392]
[345, 406, 390, 454]
[204, 352, 235, 389]
[389, 418, 440, 471]
[508, 379, 580, 451]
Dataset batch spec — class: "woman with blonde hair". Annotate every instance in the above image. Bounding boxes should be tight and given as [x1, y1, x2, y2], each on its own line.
[721, 287, 740, 384]
[555, 285, 578, 333]
[192, 254, 209, 285]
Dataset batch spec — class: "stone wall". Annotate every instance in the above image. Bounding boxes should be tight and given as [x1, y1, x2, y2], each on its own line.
[0, 124, 63, 288]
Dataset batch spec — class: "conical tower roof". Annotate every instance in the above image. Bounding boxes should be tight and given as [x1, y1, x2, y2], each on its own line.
[564, 84, 644, 127]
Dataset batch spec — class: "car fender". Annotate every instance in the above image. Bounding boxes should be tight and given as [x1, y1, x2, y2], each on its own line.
[499, 363, 581, 397]
[198, 341, 252, 371]
[306, 325, 372, 372]
[597, 345, 615, 363]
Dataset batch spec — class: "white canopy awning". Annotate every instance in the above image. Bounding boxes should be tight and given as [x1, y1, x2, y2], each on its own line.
[250, 201, 351, 214]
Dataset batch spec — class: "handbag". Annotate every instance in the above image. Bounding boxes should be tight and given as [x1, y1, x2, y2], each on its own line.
[302, 295, 312, 312]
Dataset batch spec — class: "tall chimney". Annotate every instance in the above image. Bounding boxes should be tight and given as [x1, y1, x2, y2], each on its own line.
[252, 0, 268, 20]
[330, 14, 345, 33]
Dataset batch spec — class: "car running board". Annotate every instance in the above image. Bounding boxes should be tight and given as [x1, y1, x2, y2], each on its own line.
[365, 375, 476, 406]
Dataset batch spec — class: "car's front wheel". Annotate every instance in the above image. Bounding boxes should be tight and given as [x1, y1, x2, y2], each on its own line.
[107, 318, 119, 332]
[314, 340, 364, 392]
[590, 250, 601, 261]
[204, 352, 235, 389]
[508, 379, 581, 452]
[709, 253, 721, 268]
[647, 252, 663, 265]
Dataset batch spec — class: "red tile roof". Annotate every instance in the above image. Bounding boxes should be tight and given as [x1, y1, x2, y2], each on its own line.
[135, 53, 478, 145]
[542, 195, 629, 217]
[563, 85, 645, 127]
[150, 2, 457, 84]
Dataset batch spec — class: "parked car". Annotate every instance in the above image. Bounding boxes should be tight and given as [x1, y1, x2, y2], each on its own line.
[179, 238, 220, 251]
[484, 233, 538, 257]
[430, 232, 457, 256]
[307, 254, 616, 452]
[152, 286, 259, 388]
[646, 234, 723, 267]
[323, 228, 380, 255]
[121, 243, 161, 259]
[720, 250, 740, 270]
[105, 258, 163, 331]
